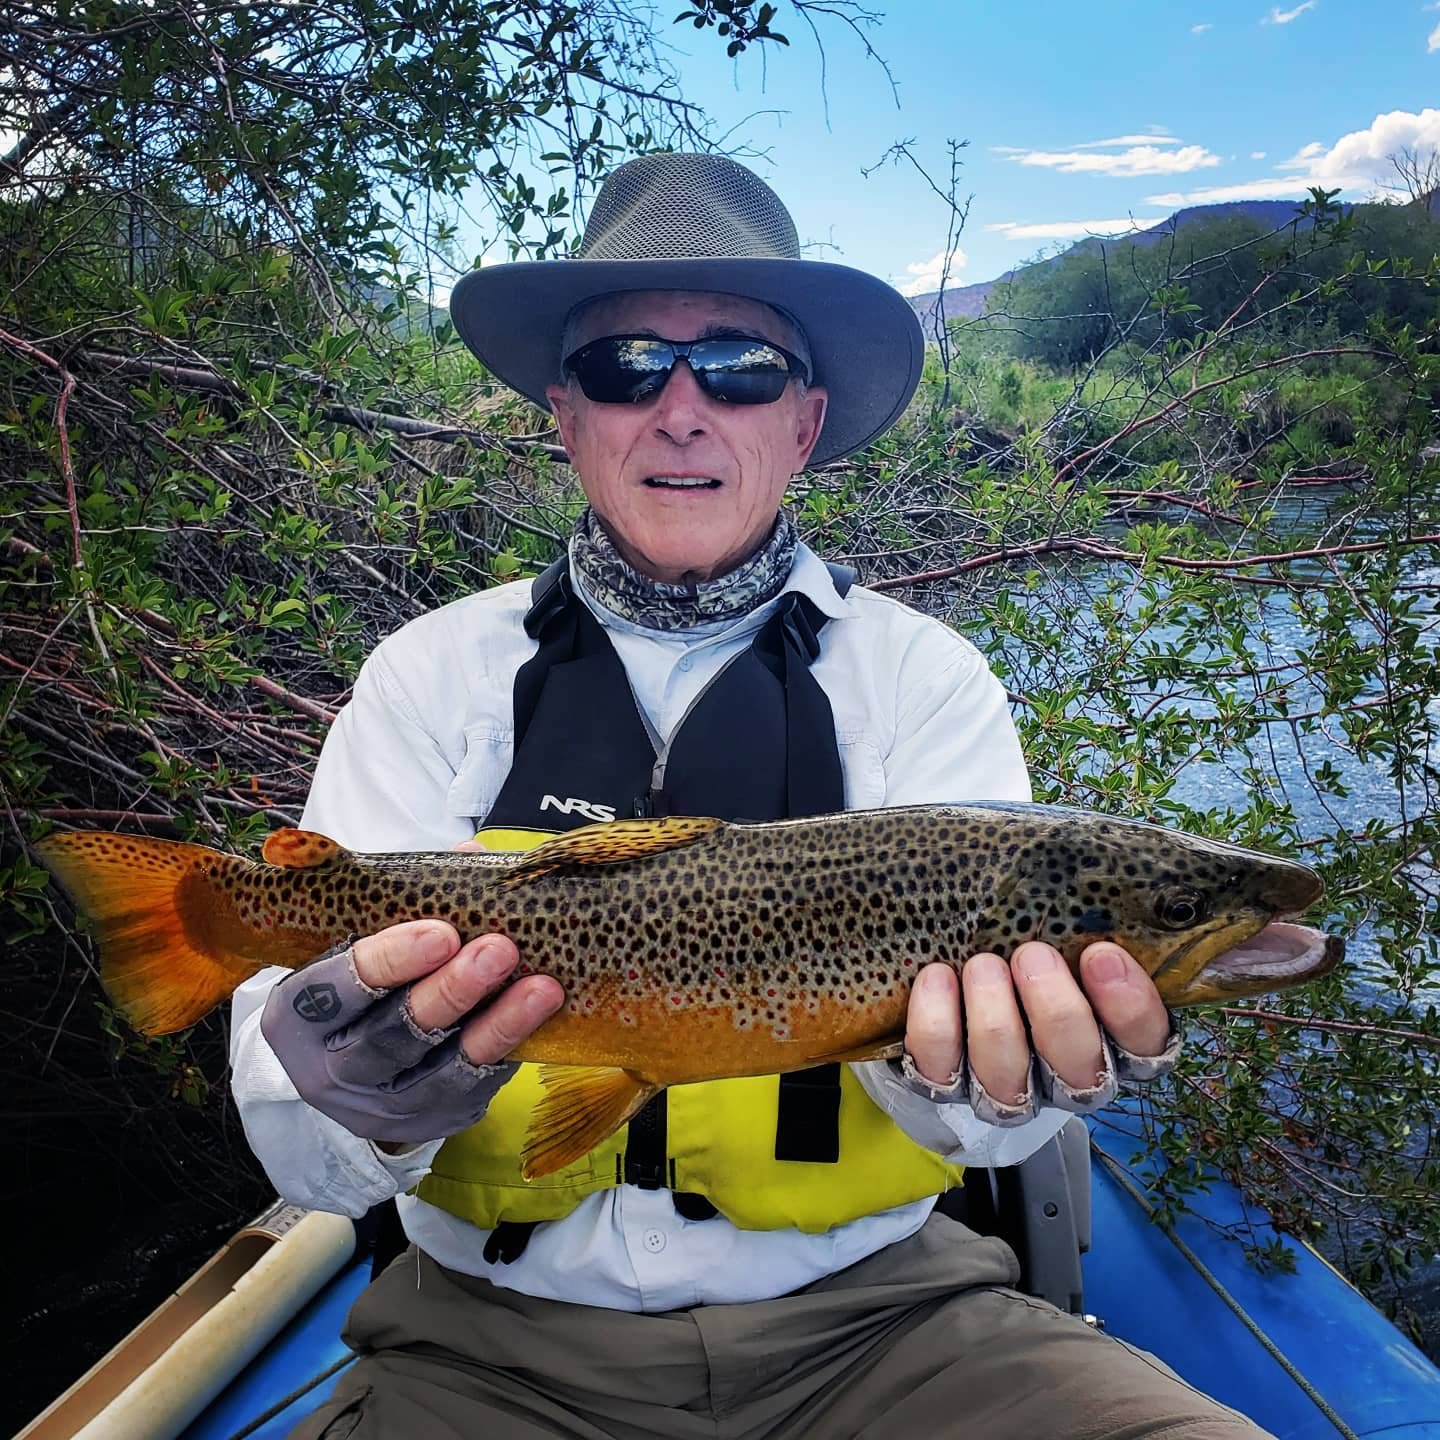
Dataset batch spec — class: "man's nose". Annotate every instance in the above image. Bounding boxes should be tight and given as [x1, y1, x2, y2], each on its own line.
[651, 359, 710, 442]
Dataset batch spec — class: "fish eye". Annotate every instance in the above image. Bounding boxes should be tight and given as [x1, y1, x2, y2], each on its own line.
[1155, 886, 1208, 930]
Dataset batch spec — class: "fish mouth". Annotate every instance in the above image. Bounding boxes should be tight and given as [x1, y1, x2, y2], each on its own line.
[1180, 921, 1344, 1002]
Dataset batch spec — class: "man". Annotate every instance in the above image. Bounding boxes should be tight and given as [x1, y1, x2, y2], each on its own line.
[231, 152, 1261, 1438]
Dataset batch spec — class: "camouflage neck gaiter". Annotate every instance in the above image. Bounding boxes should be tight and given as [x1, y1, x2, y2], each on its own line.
[569, 506, 798, 632]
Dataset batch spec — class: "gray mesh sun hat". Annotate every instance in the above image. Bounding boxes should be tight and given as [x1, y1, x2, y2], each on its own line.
[448, 152, 924, 468]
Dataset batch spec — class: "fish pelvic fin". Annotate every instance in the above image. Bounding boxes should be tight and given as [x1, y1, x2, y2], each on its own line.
[501, 816, 723, 884]
[35, 830, 270, 1036]
[802, 1035, 907, 1065]
[521, 1065, 658, 1181]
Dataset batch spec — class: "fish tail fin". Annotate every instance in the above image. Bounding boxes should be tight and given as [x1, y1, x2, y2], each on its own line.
[36, 830, 266, 1035]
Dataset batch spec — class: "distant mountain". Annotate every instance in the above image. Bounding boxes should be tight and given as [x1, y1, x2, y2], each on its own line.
[908, 199, 1331, 327]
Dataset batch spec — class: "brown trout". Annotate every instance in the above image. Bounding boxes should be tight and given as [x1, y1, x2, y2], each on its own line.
[37, 805, 1341, 1177]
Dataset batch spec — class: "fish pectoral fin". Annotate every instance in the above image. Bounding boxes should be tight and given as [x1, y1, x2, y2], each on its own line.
[261, 828, 350, 868]
[801, 1035, 907, 1065]
[502, 816, 724, 883]
[521, 1066, 659, 1181]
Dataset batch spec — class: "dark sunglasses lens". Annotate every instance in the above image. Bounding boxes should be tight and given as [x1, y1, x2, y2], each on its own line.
[565, 336, 796, 404]
[690, 340, 792, 404]
[569, 338, 675, 402]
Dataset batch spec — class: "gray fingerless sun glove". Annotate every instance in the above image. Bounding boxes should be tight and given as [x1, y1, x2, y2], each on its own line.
[259, 939, 518, 1143]
[891, 1012, 1184, 1127]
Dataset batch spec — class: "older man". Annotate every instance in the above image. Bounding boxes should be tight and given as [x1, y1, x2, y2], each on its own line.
[231, 153, 1260, 1438]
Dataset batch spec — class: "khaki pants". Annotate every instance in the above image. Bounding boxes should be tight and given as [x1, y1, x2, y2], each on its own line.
[293, 1212, 1270, 1440]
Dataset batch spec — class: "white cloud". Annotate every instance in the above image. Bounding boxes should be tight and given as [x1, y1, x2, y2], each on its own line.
[1428, 19, 1440, 50]
[1147, 178, 1326, 206]
[1264, 1, 1316, 22]
[896, 248, 968, 297]
[1278, 140, 1327, 169]
[1298, 107, 1440, 179]
[1191, 22, 1213, 32]
[1005, 143, 1222, 177]
[986, 218, 1151, 241]
[1250, 150, 1268, 160]
[1145, 106, 1440, 206]
[1070, 132, 1182, 149]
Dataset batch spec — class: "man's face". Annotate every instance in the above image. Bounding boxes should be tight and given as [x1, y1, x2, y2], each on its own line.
[546, 291, 828, 585]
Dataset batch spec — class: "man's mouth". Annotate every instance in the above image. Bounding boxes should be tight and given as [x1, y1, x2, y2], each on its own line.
[643, 476, 722, 489]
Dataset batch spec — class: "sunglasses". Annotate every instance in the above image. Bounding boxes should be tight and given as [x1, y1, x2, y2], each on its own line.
[562, 333, 811, 406]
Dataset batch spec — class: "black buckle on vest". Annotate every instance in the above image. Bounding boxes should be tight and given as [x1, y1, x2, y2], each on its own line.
[524, 557, 573, 639]
[624, 1090, 668, 1190]
[625, 1157, 666, 1189]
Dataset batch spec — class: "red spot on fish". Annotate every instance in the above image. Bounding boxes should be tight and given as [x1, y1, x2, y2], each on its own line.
[585, 998, 594, 1008]
[671, 996, 681, 1006]
[767, 988, 776, 997]
[627, 969, 638, 980]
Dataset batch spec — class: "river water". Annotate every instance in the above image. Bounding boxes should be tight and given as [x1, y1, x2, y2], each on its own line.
[966, 485, 1439, 1352]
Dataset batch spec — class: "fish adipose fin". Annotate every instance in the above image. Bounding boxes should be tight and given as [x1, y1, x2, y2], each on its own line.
[261, 828, 350, 867]
[34, 831, 270, 1035]
[521, 1065, 659, 1180]
[502, 816, 724, 883]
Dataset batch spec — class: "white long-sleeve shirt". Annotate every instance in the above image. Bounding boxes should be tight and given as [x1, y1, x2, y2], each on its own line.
[229, 542, 1070, 1311]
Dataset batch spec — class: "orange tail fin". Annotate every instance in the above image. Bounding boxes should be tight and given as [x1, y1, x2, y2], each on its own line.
[36, 830, 269, 1035]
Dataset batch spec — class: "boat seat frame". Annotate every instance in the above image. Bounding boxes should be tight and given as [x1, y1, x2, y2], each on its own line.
[937, 1117, 1092, 1313]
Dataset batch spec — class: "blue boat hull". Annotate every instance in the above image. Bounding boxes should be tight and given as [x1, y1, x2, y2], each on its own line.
[183, 1133, 1440, 1440]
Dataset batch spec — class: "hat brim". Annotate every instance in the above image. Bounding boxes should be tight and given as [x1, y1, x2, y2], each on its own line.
[448, 257, 924, 468]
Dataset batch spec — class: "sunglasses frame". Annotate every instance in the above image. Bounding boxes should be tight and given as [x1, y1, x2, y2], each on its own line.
[561, 332, 813, 406]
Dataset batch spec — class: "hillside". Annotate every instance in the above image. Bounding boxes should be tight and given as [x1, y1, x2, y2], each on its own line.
[909, 198, 1324, 327]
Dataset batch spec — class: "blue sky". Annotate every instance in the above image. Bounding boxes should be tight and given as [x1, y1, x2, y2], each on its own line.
[655, 0, 1440, 292]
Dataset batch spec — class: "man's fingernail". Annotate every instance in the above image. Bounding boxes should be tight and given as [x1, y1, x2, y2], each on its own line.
[964, 954, 1008, 986]
[526, 984, 563, 1016]
[416, 924, 457, 961]
[1086, 947, 1129, 985]
[1017, 943, 1062, 979]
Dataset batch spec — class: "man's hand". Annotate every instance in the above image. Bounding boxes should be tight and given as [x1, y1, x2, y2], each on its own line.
[904, 942, 1173, 1110]
[260, 919, 564, 1144]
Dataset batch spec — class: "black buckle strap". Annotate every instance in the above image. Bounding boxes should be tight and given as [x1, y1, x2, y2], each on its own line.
[774, 1065, 842, 1163]
[523, 557, 573, 639]
[483, 1219, 541, 1265]
[777, 591, 823, 663]
[623, 1088, 668, 1189]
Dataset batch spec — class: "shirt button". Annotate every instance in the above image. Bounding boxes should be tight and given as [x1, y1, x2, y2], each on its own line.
[643, 1228, 667, 1253]
[677, 656, 692, 672]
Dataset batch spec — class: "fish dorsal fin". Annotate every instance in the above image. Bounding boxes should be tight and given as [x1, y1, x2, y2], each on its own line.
[502, 816, 723, 882]
[262, 828, 349, 868]
[521, 1065, 659, 1180]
